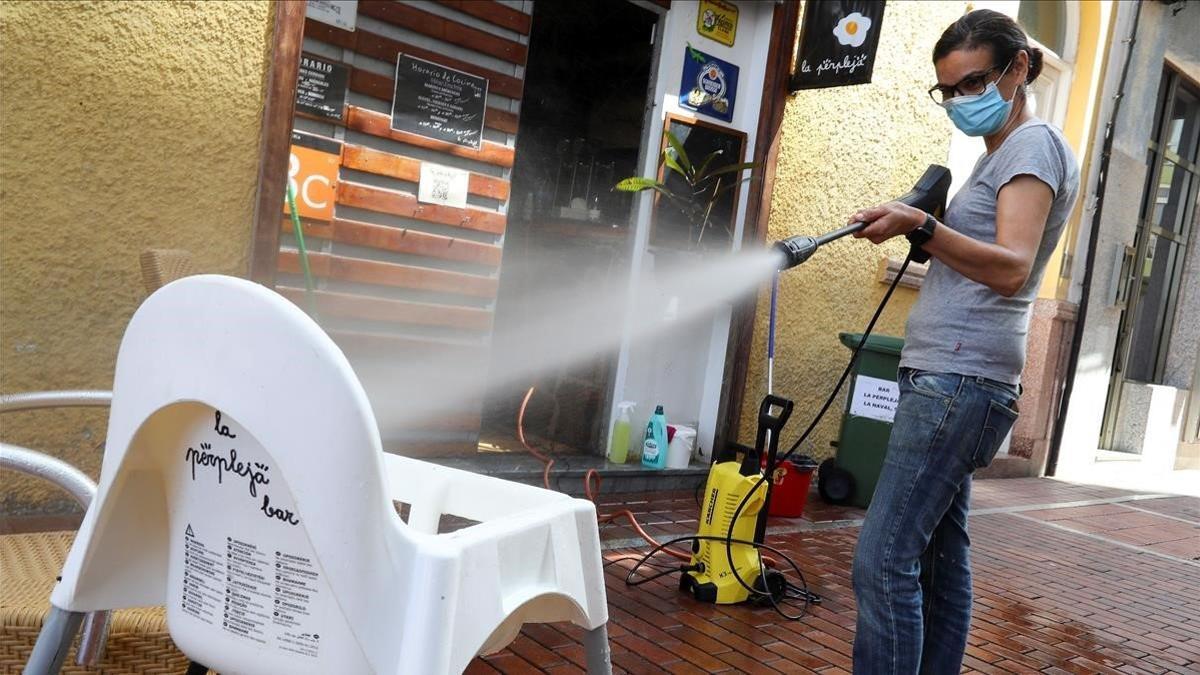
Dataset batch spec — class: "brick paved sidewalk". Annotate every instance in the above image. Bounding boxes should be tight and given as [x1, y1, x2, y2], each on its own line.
[470, 478, 1200, 674]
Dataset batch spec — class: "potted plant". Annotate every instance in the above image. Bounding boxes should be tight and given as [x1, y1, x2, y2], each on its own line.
[615, 129, 758, 254]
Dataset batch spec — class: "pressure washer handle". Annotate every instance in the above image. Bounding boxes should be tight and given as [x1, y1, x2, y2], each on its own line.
[757, 395, 794, 439]
[739, 395, 792, 476]
[743, 395, 793, 476]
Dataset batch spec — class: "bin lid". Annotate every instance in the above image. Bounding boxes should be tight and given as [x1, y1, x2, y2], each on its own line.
[838, 331, 905, 356]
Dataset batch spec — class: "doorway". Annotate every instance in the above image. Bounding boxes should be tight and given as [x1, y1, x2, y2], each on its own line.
[481, 0, 661, 455]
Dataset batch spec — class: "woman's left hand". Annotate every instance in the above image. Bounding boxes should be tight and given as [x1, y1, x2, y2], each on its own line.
[849, 201, 926, 244]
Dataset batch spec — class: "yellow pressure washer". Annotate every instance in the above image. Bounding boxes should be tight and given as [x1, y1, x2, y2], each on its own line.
[681, 394, 794, 604]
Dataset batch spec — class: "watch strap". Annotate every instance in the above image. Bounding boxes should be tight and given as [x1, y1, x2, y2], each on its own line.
[906, 213, 936, 263]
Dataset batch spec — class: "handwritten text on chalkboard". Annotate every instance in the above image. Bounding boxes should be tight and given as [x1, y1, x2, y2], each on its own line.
[391, 54, 488, 150]
[295, 53, 347, 122]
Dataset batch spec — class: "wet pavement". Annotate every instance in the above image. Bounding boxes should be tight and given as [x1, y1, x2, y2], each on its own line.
[469, 477, 1200, 674]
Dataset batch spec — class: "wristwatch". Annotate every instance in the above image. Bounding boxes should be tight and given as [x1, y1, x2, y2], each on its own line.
[906, 213, 938, 247]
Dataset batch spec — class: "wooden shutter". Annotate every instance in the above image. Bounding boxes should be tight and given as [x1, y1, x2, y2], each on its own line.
[280, 1, 529, 455]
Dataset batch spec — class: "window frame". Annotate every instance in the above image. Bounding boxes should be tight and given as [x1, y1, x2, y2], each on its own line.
[248, 3, 306, 286]
[1119, 68, 1200, 385]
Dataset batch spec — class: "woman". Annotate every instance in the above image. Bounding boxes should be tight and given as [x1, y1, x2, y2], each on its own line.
[848, 10, 1080, 674]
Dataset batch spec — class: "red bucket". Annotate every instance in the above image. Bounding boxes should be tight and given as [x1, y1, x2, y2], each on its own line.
[763, 459, 815, 518]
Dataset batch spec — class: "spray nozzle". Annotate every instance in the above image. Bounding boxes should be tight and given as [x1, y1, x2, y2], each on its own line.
[773, 164, 951, 271]
[774, 236, 819, 269]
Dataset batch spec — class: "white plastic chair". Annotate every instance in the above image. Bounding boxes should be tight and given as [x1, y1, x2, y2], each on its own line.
[30, 275, 610, 674]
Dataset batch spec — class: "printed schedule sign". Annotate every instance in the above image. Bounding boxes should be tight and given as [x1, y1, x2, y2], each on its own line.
[391, 54, 488, 150]
[791, 0, 886, 91]
[296, 53, 348, 122]
[849, 374, 899, 423]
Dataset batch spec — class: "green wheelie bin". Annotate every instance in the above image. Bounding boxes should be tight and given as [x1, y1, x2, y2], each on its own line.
[834, 331, 904, 508]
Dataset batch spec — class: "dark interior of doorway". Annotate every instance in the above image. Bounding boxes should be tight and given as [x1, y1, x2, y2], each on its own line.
[480, 0, 659, 458]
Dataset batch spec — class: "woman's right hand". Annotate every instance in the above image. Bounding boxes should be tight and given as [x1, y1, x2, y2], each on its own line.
[850, 201, 926, 244]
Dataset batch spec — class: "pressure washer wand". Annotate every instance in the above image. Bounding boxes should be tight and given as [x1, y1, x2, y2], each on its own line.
[815, 220, 869, 246]
[773, 164, 951, 270]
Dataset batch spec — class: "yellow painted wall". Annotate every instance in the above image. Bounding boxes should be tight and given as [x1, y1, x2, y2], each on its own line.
[1045, 0, 1114, 299]
[737, 1, 968, 456]
[0, 1, 275, 513]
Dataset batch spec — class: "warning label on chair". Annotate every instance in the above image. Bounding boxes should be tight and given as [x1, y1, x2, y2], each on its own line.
[180, 516, 323, 657]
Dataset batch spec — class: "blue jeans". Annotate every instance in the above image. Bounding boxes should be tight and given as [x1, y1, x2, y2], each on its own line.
[851, 368, 1020, 674]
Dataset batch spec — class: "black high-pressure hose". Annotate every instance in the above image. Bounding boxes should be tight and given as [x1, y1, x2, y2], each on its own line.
[623, 252, 914, 620]
[721, 252, 914, 617]
[714, 167, 949, 615]
[627, 166, 947, 619]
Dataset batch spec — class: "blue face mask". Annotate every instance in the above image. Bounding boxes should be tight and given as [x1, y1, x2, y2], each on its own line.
[941, 62, 1013, 137]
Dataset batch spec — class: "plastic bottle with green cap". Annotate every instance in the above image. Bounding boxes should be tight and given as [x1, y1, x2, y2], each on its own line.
[641, 405, 668, 470]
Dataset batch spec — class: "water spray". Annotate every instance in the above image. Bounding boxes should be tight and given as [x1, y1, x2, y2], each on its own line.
[510, 165, 954, 619]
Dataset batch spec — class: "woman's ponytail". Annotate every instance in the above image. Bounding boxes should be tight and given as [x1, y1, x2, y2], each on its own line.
[1025, 46, 1044, 84]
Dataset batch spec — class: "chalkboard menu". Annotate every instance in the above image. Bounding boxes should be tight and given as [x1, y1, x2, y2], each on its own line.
[790, 1, 886, 91]
[296, 53, 348, 122]
[391, 54, 488, 150]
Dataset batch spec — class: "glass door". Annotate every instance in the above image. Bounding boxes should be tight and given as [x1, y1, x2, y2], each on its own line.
[481, 0, 661, 455]
[1100, 70, 1200, 451]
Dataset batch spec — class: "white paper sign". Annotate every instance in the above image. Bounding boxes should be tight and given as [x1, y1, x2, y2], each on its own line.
[306, 0, 357, 32]
[418, 163, 469, 209]
[850, 374, 899, 423]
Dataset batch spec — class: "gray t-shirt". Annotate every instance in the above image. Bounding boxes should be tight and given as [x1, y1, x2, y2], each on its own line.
[900, 119, 1080, 385]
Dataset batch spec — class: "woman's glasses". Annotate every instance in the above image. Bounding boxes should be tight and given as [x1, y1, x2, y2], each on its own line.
[927, 65, 1003, 104]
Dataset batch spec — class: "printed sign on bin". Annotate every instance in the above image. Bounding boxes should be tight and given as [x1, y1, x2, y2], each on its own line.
[849, 374, 899, 423]
[284, 132, 340, 222]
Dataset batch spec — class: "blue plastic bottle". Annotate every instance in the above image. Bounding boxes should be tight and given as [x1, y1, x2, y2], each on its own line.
[641, 405, 668, 469]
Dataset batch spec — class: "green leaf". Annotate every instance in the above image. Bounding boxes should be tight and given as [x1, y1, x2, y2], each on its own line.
[705, 161, 760, 179]
[692, 149, 724, 183]
[662, 149, 689, 180]
[614, 177, 671, 195]
[664, 131, 693, 177]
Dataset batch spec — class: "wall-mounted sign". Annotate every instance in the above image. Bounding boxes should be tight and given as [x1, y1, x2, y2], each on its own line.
[285, 132, 341, 222]
[306, 0, 357, 32]
[849, 374, 898, 423]
[295, 53, 348, 122]
[391, 54, 488, 150]
[790, 0, 886, 91]
[418, 162, 469, 209]
[678, 45, 739, 123]
[697, 0, 738, 47]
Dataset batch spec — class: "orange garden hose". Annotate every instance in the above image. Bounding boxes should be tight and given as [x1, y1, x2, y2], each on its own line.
[516, 387, 557, 491]
[518, 387, 698, 564]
